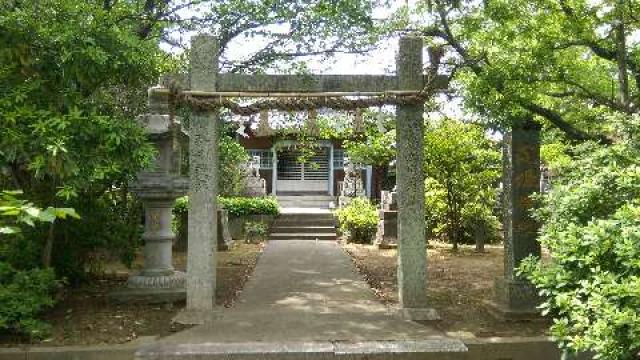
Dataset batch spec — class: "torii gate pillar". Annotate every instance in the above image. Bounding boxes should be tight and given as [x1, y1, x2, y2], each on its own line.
[174, 34, 220, 324]
[395, 36, 438, 320]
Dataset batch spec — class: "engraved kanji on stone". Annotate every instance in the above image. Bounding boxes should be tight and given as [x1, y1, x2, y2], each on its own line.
[513, 169, 539, 189]
[519, 195, 535, 211]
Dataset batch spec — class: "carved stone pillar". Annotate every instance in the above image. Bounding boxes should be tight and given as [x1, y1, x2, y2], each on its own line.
[491, 119, 542, 318]
[395, 36, 438, 320]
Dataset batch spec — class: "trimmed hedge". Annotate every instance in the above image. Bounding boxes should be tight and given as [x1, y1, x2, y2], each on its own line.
[174, 196, 280, 217]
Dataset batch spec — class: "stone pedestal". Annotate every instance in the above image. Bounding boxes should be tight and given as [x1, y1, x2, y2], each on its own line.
[244, 156, 267, 197]
[110, 113, 188, 304]
[489, 120, 542, 319]
[376, 210, 398, 249]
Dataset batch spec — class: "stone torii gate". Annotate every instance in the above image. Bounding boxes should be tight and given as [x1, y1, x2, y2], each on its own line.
[126, 34, 543, 324]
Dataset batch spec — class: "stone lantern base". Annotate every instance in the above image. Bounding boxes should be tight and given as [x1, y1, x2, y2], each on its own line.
[108, 285, 186, 304]
[108, 174, 188, 304]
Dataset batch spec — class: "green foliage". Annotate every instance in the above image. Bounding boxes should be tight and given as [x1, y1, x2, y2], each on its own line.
[0, 190, 79, 235]
[174, 196, 189, 215]
[423, 178, 448, 236]
[344, 129, 396, 166]
[244, 222, 269, 244]
[0, 0, 163, 280]
[175, 196, 280, 217]
[342, 112, 396, 167]
[423, 119, 501, 249]
[0, 262, 60, 338]
[52, 194, 144, 281]
[1, 192, 143, 283]
[219, 197, 280, 217]
[519, 139, 640, 360]
[219, 132, 250, 197]
[209, 0, 377, 72]
[408, 0, 636, 141]
[541, 142, 572, 171]
[0, 191, 65, 338]
[336, 197, 378, 244]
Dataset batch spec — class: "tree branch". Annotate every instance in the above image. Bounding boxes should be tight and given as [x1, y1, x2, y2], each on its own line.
[428, 0, 610, 143]
[518, 101, 611, 144]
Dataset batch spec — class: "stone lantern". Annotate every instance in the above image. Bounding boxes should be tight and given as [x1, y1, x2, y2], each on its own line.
[111, 85, 189, 303]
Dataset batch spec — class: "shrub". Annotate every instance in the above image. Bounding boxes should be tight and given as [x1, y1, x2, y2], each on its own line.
[0, 191, 67, 338]
[336, 197, 378, 244]
[6, 194, 143, 284]
[175, 196, 279, 217]
[217, 197, 280, 217]
[244, 222, 269, 243]
[424, 178, 500, 244]
[174, 196, 189, 216]
[0, 262, 60, 338]
[519, 142, 640, 360]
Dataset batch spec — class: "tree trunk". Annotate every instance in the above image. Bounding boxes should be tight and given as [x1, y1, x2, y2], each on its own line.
[616, 1, 629, 109]
[445, 184, 458, 251]
[474, 221, 485, 252]
[42, 221, 55, 268]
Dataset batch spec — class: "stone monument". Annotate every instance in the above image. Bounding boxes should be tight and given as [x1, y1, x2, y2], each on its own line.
[489, 120, 542, 319]
[376, 188, 398, 249]
[243, 155, 267, 196]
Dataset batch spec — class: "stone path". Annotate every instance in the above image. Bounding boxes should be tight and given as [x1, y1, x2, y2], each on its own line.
[137, 240, 466, 358]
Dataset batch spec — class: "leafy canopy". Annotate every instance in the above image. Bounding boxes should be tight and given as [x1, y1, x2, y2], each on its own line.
[402, 0, 640, 143]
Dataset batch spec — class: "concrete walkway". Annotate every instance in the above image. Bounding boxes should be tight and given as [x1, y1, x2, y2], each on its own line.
[137, 240, 466, 358]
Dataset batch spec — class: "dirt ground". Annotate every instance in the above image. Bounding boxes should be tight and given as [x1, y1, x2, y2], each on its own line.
[2, 239, 549, 346]
[0, 241, 264, 347]
[341, 241, 551, 338]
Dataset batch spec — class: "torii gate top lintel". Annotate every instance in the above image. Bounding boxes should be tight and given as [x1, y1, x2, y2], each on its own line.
[159, 72, 449, 94]
[155, 35, 449, 96]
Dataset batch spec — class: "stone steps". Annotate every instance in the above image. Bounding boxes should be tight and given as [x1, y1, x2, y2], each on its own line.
[270, 233, 337, 241]
[271, 211, 337, 241]
[277, 195, 336, 209]
[274, 218, 335, 226]
[272, 226, 337, 233]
